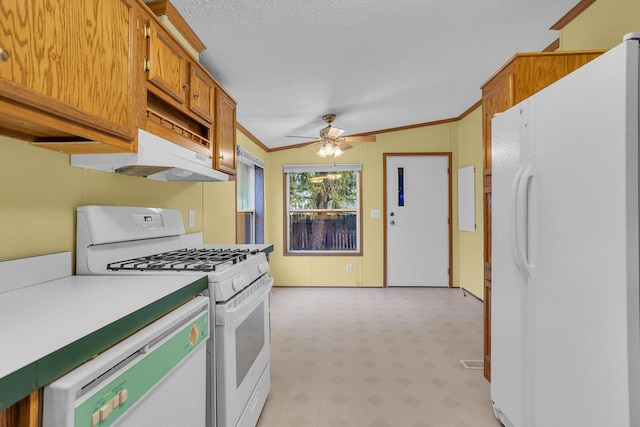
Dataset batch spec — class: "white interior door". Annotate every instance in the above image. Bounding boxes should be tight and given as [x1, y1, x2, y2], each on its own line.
[385, 154, 450, 287]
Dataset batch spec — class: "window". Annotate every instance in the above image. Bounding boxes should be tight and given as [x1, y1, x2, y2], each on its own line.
[237, 146, 265, 244]
[284, 164, 362, 255]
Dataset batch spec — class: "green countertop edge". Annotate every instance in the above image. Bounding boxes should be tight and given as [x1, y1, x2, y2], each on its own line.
[0, 275, 208, 411]
[261, 244, 274, 255]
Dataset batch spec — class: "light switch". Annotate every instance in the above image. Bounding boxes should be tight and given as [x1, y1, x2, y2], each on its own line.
[371, 209, 381, 219]
[188, 210, 195, 228]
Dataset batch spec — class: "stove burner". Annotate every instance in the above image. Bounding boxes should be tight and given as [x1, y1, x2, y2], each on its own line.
[107, 248, 259, 272]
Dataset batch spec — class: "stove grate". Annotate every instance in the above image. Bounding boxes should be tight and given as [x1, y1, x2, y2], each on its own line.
[107, 248, 258, 272]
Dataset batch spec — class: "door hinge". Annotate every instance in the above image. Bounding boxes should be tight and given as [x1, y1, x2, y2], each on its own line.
[144, 23, 151, 39]
[143, 58, 151, 73]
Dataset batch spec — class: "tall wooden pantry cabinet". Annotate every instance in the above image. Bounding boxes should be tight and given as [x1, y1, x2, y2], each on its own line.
[481, 49, 604, 381]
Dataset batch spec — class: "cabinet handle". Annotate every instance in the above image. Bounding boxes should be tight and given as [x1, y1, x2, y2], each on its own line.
[182, 83, 190, 90]
[0, 48, 10, 62]
[219, 155, 224, 160]
[193, 92, 200, 99]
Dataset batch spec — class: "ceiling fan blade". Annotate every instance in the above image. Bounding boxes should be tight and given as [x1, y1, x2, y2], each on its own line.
[327, 127, 345, 138]
[336, 140, 353, 151]
[344, 135, 376, 143]
[286, 135, 318, 139]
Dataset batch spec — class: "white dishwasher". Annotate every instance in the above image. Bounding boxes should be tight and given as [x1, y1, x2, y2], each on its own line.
[43, 296, 209, 427]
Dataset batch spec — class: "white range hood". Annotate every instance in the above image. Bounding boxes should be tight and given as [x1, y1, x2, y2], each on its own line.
[70, 129, 229, 182]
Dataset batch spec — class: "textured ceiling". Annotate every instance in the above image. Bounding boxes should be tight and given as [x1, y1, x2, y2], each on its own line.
[169, 0, 581, 149]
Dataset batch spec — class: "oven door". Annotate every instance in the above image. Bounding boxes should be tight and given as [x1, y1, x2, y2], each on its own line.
[215, 275, 272, 427]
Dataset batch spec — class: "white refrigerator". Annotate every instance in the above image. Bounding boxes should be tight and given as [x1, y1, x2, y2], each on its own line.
[491, 34, 640, 427]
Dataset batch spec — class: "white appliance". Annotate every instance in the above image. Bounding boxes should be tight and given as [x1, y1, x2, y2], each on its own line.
[76, 205, 273, 427]
[491, 34, 640, 427]
[43, 296, 210, 427]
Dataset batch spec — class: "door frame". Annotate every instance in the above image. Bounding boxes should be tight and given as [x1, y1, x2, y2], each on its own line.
[382, 152, 453, 288]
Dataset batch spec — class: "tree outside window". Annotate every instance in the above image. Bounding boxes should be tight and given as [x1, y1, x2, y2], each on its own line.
[285, 164, 362, 254]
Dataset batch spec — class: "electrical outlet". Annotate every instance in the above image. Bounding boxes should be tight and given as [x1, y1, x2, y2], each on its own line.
[346, 264, 353, 274]
[188, 209, 195, 228]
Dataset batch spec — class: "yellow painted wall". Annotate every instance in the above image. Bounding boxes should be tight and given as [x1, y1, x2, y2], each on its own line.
[202, 180, 236, 244]
[456, 107, 484, 298]
[0, 135, 205, 263]
[559, 0, 640, 51]
[266, 122, 461, 288]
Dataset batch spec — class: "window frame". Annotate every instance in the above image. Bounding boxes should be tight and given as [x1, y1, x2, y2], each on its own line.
[283, 163, 363, 256]
[236, 146, 265, 244]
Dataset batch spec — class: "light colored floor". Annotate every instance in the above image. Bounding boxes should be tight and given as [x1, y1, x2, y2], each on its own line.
[257, 287, 502, 427]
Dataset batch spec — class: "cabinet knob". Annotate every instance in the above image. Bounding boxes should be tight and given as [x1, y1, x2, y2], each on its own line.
[193, 92, 199, 99]
[182, 83, 190, 90]
[0, 48, 10, 62]
[219, 155, 224, 160]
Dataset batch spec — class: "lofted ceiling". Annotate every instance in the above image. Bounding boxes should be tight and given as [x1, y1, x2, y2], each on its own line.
[168, 0, 582, 150]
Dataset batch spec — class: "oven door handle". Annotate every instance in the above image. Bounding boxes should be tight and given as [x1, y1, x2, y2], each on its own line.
[215, 277, 273, 325]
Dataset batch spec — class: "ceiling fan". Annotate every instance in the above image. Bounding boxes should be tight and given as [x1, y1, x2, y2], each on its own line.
[288, 114, 376, 158]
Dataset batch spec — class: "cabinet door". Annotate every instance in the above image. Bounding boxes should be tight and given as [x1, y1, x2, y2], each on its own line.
[188, 63, 215, 123]
[146, 20, 187, 104]
[0, 0, 137, 142]
[215, 89, 236, 174]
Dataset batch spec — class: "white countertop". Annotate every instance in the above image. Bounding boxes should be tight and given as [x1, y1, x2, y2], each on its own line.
[0, 252, 208, 410]
[0, 274, 206, 380]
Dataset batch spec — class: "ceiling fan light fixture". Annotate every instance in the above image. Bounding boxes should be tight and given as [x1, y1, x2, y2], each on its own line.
[317, 143, 331, 157]
[316, 141, 344, 158]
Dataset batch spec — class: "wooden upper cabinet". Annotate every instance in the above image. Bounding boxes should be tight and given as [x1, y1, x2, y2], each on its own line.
[141, 6, 219, 157]
[188, 63, 215, 123]
[144, 19, 215, 125]
[0, 0, 141, 153]
[215, 88, 237, 175]
[145, 19, 188, 105]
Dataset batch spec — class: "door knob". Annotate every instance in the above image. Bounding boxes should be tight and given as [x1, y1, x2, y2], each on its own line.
[390, 212, 395, 217]
[0, 48, 9, 62]
[390, 220, 395, 225]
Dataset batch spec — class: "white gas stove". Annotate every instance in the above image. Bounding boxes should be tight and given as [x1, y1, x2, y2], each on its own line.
[75, 205, 272, 427]
[76, 205, 270, 302]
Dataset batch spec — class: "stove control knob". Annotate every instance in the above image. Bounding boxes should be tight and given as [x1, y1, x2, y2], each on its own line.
[232, 277, 244, 292]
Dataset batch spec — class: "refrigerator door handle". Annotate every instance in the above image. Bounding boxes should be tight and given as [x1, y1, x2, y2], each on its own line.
[516, 167, 535, 275]
[511, 168, 525, 271]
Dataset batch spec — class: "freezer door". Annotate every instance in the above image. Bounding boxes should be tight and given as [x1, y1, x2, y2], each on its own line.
[527, 39, 640, 426]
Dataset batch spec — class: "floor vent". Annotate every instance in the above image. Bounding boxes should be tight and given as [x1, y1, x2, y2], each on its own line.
[460, 360, 484, 369]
